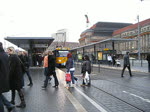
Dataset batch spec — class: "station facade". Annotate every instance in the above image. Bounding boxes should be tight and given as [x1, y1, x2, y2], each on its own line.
[72, 18, 150, 62]
[112, 18, 150, 59]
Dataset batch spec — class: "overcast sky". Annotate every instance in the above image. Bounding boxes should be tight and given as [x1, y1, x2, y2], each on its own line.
[0, 0, 150, 46]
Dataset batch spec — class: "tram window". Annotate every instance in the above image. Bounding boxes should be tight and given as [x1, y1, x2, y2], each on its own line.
[58, 51, 69, 57]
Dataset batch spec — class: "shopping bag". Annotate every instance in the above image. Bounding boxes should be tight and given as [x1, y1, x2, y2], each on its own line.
[70, 67, 75, 71]
[84, 72, 89, 84]
[65, 72, 71, 82]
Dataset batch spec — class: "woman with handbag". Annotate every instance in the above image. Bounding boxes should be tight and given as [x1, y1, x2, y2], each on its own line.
[81, 55, 91, 86]
[66, 53, 78, 87]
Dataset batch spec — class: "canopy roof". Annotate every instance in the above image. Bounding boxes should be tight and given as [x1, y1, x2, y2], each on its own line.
[5, 37, 54, 50]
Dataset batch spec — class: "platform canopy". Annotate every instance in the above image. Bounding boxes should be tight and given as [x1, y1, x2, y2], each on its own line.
[5, 37, 54, 50]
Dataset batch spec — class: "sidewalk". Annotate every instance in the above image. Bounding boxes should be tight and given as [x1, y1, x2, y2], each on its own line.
[76, 60, 149, 73]
[96, 63, 148, 73]
[3, 68, 78, 112]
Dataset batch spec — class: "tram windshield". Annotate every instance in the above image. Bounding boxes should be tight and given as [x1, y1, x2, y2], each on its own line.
[56, 51, 69, 57]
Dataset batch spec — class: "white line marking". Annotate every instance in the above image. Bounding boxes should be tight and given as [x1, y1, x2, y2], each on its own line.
[123, 91, 150, 103]
[64, 88, 87, 112]
[75, 87, 108, 112]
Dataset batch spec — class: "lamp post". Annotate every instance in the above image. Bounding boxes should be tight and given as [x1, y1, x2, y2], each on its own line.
[137, 0, 144, 60]
[137, 15, 141, 60]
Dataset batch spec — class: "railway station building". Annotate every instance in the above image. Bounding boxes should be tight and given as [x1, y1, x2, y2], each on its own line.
[73, 18, 150, 62]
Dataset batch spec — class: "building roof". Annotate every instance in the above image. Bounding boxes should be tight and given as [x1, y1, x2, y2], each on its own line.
[80, 22, 132, 38]
[91, 22, 132, 30]
[113, 18, 150, 36]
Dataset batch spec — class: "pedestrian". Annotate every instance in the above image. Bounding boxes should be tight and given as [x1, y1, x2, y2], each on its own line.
[107, 54, 112, 66]
[66, 53, 78, 87]
[42, 51, 52, 89]
[48, 51, 59, 88]
[121, 52, 132, 77]
[146, 53, 150, 73]
[18, 51, 25, 88]
[22, 51, 33, 86]
[0, 42, 15, 112]
[112, 55, 116, 66]
[7, 47, 26, 108]
[81, 55, 91, 86]
[42, 51, 59, 89]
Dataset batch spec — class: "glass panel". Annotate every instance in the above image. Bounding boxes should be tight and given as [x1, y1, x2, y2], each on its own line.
[58, 51, 69, 57]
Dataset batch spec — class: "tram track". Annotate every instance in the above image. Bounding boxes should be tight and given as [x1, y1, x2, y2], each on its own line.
[90, 84, 145, 112]
[59, 67, 149, 112]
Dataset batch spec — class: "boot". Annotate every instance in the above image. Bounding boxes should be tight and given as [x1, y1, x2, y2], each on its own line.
[27, 83, 33, 86]
[7, 105, 15, 112]
[10, 100, 15, 105]
[16, 101, 26, 108]
[17, 90, 26, 108]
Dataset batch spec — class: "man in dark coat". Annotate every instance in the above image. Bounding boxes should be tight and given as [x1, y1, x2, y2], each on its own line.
[121, 52, 132, 77]
[146, 53, 150, 73]
[48, 51, 59, 88]
[0, 42, 14, 112]
[42, 51, 59, 89]
[22, 51, 33, 86]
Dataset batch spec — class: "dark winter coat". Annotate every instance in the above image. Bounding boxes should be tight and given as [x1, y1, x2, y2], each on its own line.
[81, 60, 91, 74]
[23, 55, 30, 68]
[9, 54, 23, 90]
[48, 55, 56, 76]
[0, 47, 10, 93]
[66, 58, 73, 72]
[123, 54, 130, 66]
[146, 54, 150, 62]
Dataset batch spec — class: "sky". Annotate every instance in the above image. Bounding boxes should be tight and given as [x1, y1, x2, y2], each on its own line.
[0, 0, 150, 47]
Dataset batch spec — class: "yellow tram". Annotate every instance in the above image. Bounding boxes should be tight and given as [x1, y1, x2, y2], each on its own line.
[53, 47, 70, 67]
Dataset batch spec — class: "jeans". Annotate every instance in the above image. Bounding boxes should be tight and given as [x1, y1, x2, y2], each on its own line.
[52, 71, 59, 86]
[25, 69, 33, 84]
[0, 94, 14, 112]
[44, 76, 50, 87]
[1, 94, 14, 108]
[70, 71, 75, 84]
[44, 67, 49, 87]
[44, 70, 59, 87]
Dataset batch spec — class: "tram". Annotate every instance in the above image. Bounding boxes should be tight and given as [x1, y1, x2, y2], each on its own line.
[53, 47, 70, 67]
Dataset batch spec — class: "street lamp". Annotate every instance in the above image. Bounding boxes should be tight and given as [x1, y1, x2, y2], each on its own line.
[137, 0, 144, 60]
[137, 15, 141, 60]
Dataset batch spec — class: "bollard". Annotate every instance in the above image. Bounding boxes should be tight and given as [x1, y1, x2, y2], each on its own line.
[141, 59, 143, 67]
[98, 61, 100, 73]
[92, 62, 93, 72]
[132, 59, 134, 66]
